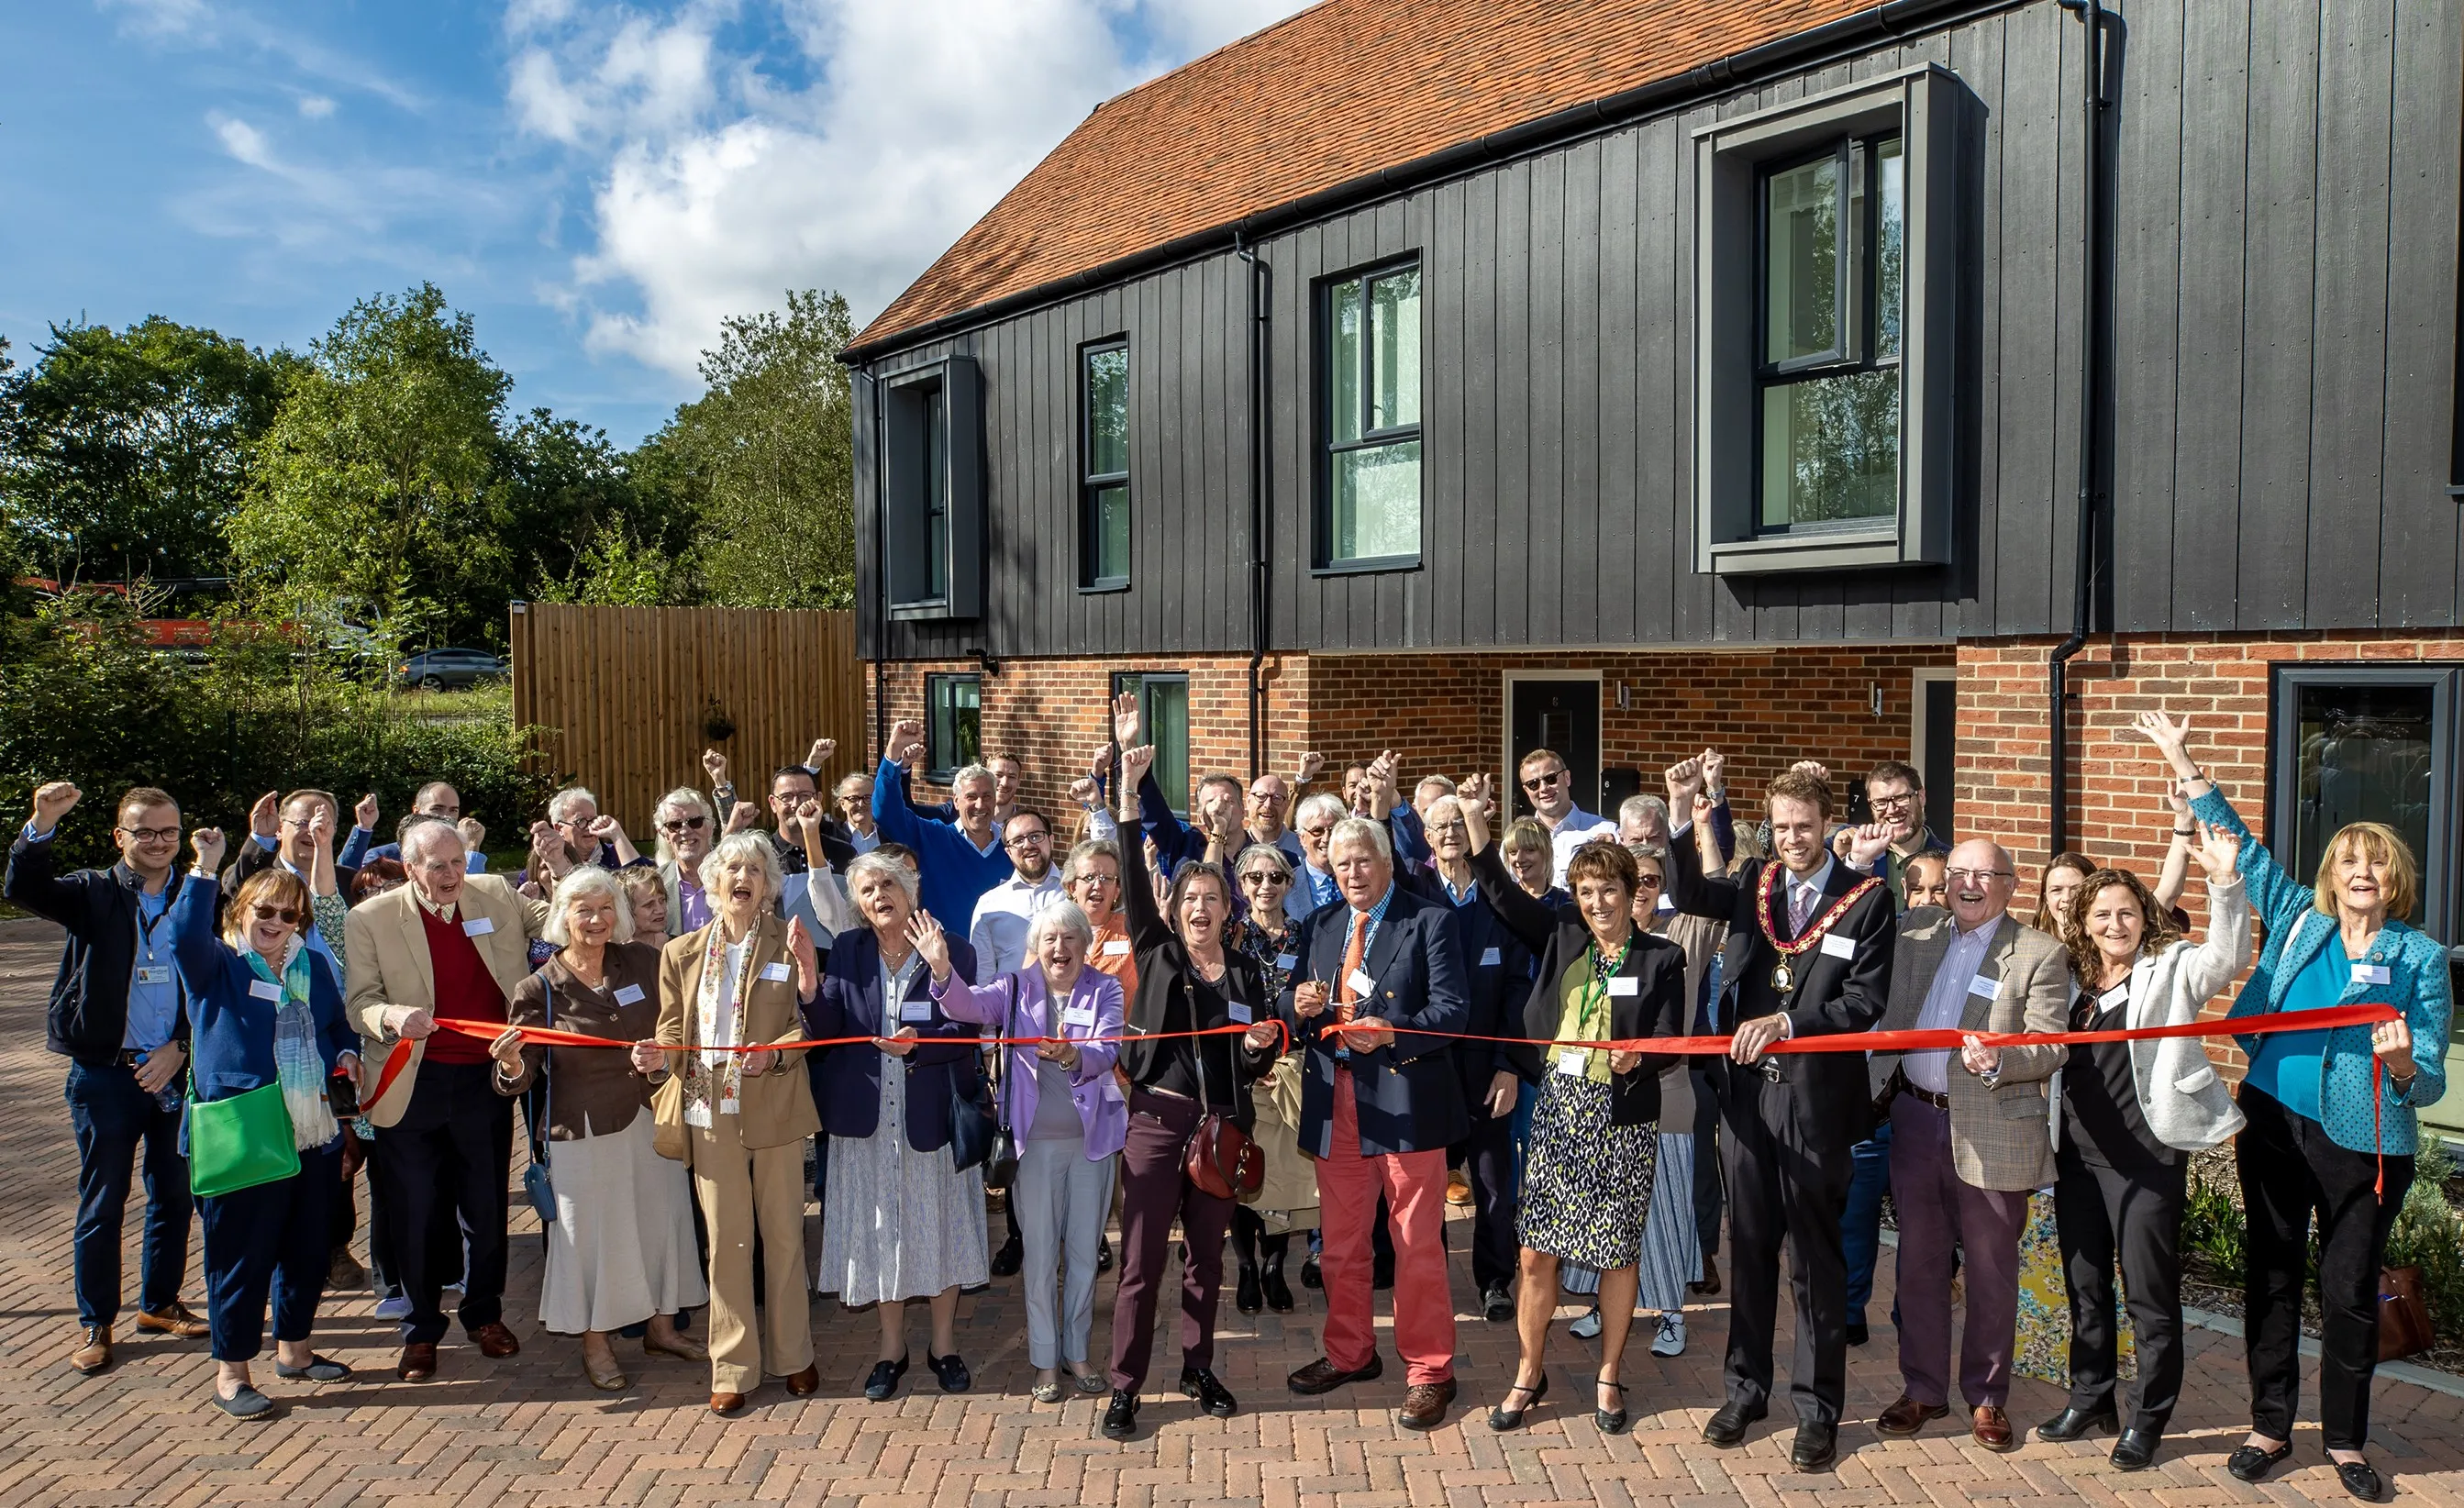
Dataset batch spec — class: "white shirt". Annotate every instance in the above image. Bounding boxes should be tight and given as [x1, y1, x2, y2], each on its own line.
[1907, 914, 2001, 1093]
[1545, 807, 1617, 888]
[969, 869, 1067, 976]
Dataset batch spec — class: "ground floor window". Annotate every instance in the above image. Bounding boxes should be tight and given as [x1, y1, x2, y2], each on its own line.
[1113, 671, 1189, 815]
[926, 672, 981, 781]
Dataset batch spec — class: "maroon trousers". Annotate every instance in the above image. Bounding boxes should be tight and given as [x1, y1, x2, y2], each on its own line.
[1888, 1096, 2031, 1409]
[1106, 1089, 1235, 1392]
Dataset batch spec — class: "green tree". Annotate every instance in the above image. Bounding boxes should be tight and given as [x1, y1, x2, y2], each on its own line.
[0, 317, 289, 584]
[499, 408, 696, 606]
[228, 283, 513, 643]
[638, 288, 855, 609]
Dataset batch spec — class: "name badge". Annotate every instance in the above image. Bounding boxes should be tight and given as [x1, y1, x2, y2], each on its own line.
[1966, 973, 2000, 1000]
[899, 999, 933, 1024]
[461, 916, 495, 937]
[1818, 932, 1856, 960]
[134, 966, 171, 987]
[1479, 947, 1503, 968]
[1062, 1003, 1096, 1027]
[1275, 952, 1300, 971]
[2354, 963, 2392, 986]
[759, 961, 792, 982]
[1607, 976, 1639, 997]
[1226, 1003, 1253, 1025]
[1346, 968, 1376, 998]
[613, 983, 646, 1005]
[1555, 1048, 1591, 1077]
[1656, 893, 1676, 913]
[248, 979, 283, 1002]
[2098, 983, 2130, 1011]
[1102, 938, 1132, 957]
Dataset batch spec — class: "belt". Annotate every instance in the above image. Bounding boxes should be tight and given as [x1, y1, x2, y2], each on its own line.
[1901, 1082, 1951, 1111]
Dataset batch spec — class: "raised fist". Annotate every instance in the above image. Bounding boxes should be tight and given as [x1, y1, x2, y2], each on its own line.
[30, 781, 81, 830]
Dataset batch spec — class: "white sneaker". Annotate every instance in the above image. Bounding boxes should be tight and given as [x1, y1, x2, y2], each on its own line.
[1650, 1312, 1686, 1357]
[1569, 1306, 1603, 1340]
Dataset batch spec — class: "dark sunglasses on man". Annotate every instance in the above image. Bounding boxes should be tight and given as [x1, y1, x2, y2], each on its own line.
[660, 815, 708, 834]
[1522, 770, 1565, 792]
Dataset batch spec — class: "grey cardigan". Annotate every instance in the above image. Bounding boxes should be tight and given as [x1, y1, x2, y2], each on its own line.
[2054, 871, 2250, 1155]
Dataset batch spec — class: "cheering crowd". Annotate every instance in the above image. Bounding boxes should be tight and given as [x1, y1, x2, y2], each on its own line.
[6, 693, 2448, 1501]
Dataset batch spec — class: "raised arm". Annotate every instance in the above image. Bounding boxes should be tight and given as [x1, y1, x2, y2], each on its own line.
[2151, 787, 2196, 913]
[2180, 825, 2256, 1005]
[1458, 774, 1555, 952]
[169, 829, 233, 998]
[6, 782, 95, 926]
[871, 720, 934, 848]
[1118, 785, 1174, 957]
[1664, 791, 1745, 923]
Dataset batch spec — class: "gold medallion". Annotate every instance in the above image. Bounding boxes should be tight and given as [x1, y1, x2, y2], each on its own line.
[1770, 960, 1794, 994]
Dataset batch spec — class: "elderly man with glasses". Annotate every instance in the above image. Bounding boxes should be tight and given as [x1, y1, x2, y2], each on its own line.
[1515, 748, 1615, 889]
[1861, 838, 2070, 1453]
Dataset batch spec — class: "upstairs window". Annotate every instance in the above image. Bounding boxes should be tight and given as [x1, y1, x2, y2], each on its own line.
[1318, 260, 1423, 570]
[1081, 339, 1130, 590]
[883, 357, 982, 620]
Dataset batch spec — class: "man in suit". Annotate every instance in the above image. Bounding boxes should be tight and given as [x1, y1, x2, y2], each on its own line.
[1867, 839, 2070, 1451]
[1667, 763, 1895, 1472]
[1281, 815, 1471, 1431]
[347, 815, 549, 1382]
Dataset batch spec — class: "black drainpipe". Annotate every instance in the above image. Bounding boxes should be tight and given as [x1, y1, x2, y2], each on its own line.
[1234, 234, 1271, 780]
[859, 365, 891, 766]
[2048, 0, 2109, 857]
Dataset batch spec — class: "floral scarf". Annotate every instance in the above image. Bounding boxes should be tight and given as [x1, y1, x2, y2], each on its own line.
[241, 939, 339, 1150]
[683, 924, 757, 1127]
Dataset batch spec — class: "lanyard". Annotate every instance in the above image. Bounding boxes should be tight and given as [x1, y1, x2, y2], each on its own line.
[1571, 937, 1631, 1048]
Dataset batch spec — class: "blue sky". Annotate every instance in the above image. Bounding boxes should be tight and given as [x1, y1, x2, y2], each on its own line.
[0, 0, 1311, 447]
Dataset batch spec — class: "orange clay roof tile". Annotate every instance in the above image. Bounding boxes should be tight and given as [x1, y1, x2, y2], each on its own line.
[856, 0, 1875, 347]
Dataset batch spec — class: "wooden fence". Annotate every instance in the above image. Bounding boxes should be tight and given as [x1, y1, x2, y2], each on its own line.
[507, 603, 868, 835]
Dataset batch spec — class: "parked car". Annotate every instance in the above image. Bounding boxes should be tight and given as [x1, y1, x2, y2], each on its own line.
[394, 647, 507, 690]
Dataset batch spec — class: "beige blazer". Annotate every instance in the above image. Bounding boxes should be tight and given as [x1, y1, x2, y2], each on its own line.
[344, 875, 549, 1126]
[652, 913, 821, 1156]
[1869, 908, 2071, 1191]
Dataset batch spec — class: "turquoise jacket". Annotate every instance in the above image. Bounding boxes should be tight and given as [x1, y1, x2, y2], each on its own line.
[2192, 788, 2449, 1155]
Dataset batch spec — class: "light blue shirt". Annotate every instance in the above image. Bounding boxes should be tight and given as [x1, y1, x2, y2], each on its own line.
[1906, 915, 1999, 1092]
[127, 884, 179, 1053]
[2248, 931, 2344, 1124]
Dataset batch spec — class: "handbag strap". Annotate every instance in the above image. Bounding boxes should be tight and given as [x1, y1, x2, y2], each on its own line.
[997, 976, 1017, 1134]
[1183, 976, 1220, 1118]
[527, 973, 552, 1165]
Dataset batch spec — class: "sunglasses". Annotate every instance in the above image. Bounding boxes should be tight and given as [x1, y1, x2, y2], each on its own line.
[117, 826, 182, 844]
[1635, 873, 1666, 888]
[250, 904, 301, 925]
[660, 815, 708, 833]
[1239, 870, 1291, 886]
[1522, 771, 1565, 790]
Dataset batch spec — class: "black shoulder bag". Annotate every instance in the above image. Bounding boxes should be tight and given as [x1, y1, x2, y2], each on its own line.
[981, 977, 1022, 1191]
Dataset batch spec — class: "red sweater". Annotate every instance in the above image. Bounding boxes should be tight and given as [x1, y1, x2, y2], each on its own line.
[418, 904, 506, 1066]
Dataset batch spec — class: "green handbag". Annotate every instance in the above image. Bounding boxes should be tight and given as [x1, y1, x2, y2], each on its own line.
[186, 1071, 300, 1199]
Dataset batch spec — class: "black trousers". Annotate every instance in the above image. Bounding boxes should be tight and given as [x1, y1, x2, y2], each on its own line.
[2237, 1084, 2414, 1450]
[1720, 1072, 1855, 1425]
[377, 1061, 514, 1347]
[2055, 1142, 2186, 1431]
[1454, 1107, 1519, 1292]
[1692, 1065, 1726, 1259]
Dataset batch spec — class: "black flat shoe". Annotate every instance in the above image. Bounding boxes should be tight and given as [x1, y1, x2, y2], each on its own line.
[2109, 1429, 2160, 1471]
[1102, 1389, 1138, 1439]
[926, 1350, 971, 1393]
[2037, 1403, 2119, 1442]
[2226, 1440, 2292, 1483]
[1482, 1283, 1515, 1323]
[2335, 1458, 2385, 1502]
[1593, 1379, 1630, 1436]
[273, 1354, 352, 1382]
[1371, 1257, 1394, 1291]
[863, 1352, 909, 1402]
[1790, 1421, 1837, 1473]
[210, 1384, 279, 1420]
[1845, 1319, 1869, 1347]
[1301, 1253, 1321, 1289]
[1703, 1401, 1763, 1448]
[1097, 1237, 1113, 1274]
[1261, 1265, 1294, 1313]
[1179, 1366, 1237, 1418]
[989, 1236, 1022, 1279]
[1235, 1264, 1262, 1314]
[1487, 1373, 1547, 1432]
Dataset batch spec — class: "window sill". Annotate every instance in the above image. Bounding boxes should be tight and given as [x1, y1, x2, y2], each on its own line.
[1704, 527, 1905, 576]
[1077, 579, 1131, 595]
[1311, 553, 1423, 578]
[888, 598, 972, 623]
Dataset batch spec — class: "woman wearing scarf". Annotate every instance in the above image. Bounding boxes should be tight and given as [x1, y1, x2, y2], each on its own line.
[172, 827, 361, 1420]
[1225, 843, 1313, 1314]
[652, 832, 822, 1415]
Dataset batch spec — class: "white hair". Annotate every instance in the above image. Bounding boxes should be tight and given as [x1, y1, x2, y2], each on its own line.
[398, 815, 464, 864]
[1619, 793, 1670, 829]
[545, 866, 637, 947]
[652, 786, 714, 865]
[1295, 793, 1348, 829]
[950, 763, 994, 791]
[548, 785, 597, 823]
[846, 849, 920, 904]
[697, 831, 782, 898]
[1027, 897, 1094, 955]
[1415, 774, 1458, 798]
[1327, 815, 1393, 862]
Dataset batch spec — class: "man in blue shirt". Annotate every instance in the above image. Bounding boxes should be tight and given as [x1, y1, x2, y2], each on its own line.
[872, 717, 1016, 931]
[339, 783, 487, 874]
[6, 780, 212, 1376]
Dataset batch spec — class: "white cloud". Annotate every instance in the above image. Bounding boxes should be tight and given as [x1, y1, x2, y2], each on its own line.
[514, 0, 1315, 378]
[296, 94, 337, 118]
[97, 0, 212, 38]
[209, 112, 276, 170]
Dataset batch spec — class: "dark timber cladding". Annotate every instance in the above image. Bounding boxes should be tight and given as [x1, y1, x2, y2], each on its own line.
[851, 0, 2464, 662]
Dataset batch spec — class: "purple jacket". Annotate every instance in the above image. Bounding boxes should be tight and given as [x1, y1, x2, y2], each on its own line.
[934, 966, 1127, 1160]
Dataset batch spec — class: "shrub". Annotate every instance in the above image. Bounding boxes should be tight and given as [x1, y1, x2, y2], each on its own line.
[2385, 1139, 2464, 1341]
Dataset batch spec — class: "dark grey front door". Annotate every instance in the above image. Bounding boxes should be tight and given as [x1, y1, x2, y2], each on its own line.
[1509, 679, 1601, 820]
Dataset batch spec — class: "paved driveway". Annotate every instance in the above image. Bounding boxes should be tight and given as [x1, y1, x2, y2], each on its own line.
[0, 916, 2457, 1506]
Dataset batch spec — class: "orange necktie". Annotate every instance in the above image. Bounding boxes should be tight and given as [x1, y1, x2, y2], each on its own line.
[1336, 911, 1368, 1027]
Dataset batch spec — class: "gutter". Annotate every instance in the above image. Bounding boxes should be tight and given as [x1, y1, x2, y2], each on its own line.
[841, 0, 2023, 366]
[2048, 0, 2113, 856]
[1233, 234, 1271, 782]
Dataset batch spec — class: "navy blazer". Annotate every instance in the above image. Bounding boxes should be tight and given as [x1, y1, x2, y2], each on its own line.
[1275, 881, 1471, 1157]
[803, 926, 981, 1152]
[167, 878, 355, 1132]
[1399, 865, 1531, 1115]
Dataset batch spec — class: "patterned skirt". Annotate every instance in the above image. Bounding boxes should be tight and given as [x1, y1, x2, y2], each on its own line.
[1517, 1073, 1657, 1270]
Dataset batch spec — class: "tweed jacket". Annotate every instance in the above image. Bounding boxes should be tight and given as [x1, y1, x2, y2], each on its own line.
[1869, 908, 2071, 1191]
[2193, 787, 2451, 1154]
[344, 874, 549, 1125]
[2056, 871, 2252, 1156]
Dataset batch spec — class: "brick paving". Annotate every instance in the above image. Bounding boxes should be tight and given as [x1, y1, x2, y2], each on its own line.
[2, 915, 2458, 1507]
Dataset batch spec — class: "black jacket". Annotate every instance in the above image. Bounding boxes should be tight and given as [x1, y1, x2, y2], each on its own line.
[1399, 864, 1536, 1117]
[6, 831, 194, 1063]
[1118, 831, 1278, 1129]
[1470, 847, 1688, 1126]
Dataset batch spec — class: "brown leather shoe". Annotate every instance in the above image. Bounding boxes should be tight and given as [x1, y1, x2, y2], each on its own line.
[709, 1391, 746, 1415]
[472, 1322, 521, 1358]
[1287, 1354, 1383, 1395]
[71, 1325, 113, 1375]
[1876, 1395, 1949, 1437]
[397, 1342, 438, 1381]
[136, 1302, 210, 1339]
[782, 1364, 820, 1396]
[1971, 1404, 2015, 1452]
[1398, 1379, 1459, 1431]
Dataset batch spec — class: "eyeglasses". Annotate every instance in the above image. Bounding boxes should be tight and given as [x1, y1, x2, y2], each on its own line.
[1072, 872, 1118, 888]
[1298, 826, 1333, 839]
[1521, 771, 1565, 791]
[659, 815, 708, 833]
[250, 904, 300, 925]
[1869, 793, 1917, 812]
[117, 825, 182, 844]
[1239, 870, 1291, 887]
[1943, 868, 2014, 884]
[1635, 873, 1665, 888]
[1004, 832, 1051, 849]
[553, 814, 593, 827]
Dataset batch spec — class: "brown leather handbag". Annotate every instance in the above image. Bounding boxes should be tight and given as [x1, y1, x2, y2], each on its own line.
[1180, 979, 1264, 1200]
[2379, 1266, 2435, 1361]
